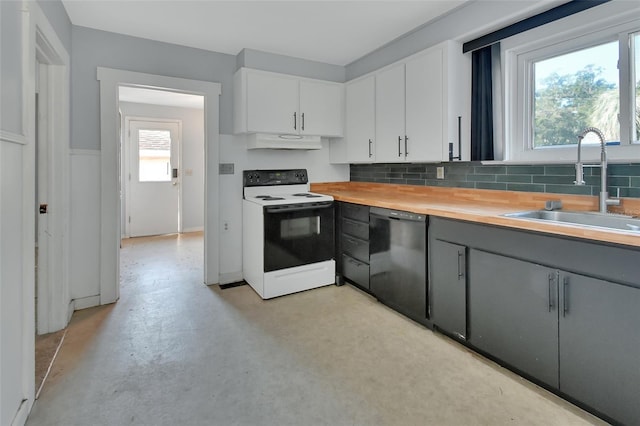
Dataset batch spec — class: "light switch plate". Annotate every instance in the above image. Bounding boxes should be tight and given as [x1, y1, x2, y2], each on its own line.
[219, 163, 234, 175]
[436, 166, 445, 179]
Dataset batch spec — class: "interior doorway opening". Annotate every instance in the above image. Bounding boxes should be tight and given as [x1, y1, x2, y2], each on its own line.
[117, 86, 206, 289]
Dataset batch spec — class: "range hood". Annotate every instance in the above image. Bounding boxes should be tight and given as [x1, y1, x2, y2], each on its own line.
[246, 133, 322, 150]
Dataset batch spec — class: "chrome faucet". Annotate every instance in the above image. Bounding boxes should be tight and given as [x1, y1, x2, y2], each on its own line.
[574, 127, 620, 213]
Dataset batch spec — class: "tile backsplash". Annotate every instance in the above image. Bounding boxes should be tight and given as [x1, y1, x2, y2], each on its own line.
[350, 162, 640, 198]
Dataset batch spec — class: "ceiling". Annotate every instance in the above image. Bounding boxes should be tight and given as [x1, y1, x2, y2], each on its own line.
[61, 1, 469, 66]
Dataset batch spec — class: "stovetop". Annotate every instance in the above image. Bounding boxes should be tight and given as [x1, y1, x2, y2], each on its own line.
[244, 191, 333, 206]
[243, 169, 333, 206]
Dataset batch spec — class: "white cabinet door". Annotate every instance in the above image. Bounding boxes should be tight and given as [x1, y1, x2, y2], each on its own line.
[246, 72, 299, 134]
[405, 48, 444, 162]
[345, 75, 376, 162]
[375, 63, 406, 163]
[300, 80, 343, 137]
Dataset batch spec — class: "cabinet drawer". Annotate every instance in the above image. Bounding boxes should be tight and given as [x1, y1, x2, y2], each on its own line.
[342, 254, 370, 289]
[342, 234, 369, 263]
[342, 217, 369, 241]
[342, 202, 369, 223]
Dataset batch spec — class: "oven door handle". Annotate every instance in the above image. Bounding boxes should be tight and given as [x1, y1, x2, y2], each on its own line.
[264, 202, 333, 213]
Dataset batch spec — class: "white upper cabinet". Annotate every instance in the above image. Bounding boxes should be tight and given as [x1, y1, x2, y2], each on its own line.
[375, 63, 406, 163]
[234, 68, 344, 137]
[345, 75, 376, 162]
[299, 80, 344, 137]
[336, 40, 470, 164]
[405, 48, 444, 162]
[245, 71, 299, 134]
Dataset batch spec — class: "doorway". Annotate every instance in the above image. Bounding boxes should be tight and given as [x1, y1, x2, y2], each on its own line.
[98, 68, 221, 306]
[125, 119, 182, 237]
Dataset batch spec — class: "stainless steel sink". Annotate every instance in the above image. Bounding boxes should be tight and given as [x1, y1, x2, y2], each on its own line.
[503, 210, 640, 232]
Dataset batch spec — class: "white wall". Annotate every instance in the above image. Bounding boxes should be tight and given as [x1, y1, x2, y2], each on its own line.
[119, 102, 205, 233]
[218, 134, 349, 283]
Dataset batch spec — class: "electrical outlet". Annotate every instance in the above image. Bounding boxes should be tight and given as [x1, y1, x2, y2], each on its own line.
[224, 222, 229, 231]
[436, 166, 445, 179]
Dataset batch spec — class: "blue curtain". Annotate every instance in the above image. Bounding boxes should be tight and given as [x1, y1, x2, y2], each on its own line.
[471, 46, 494, 161]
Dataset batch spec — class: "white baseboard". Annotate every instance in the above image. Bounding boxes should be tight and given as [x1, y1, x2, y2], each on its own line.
[11, 398, 31, 426]
[67, 300, 75, 323]
[218, 271, 243, 285]
[182, 226, 204, 233]
[73, 295, 100, 311]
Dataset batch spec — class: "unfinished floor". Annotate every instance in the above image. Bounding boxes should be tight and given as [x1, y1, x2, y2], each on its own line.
[27, 232, 606, 426]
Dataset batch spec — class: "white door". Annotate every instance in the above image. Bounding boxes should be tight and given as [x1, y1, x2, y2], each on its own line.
[247, 71, 299, 134]
[375, 63, 406, 162]
[299, 80, 344, 137]
[405, 48, 444, 162]
[346, 75, 376, 162]
[128, 120, 180, 237]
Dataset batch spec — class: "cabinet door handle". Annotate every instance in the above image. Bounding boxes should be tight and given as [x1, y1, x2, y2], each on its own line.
[293, 112, 297, 130]
[457, 250, 464, 279]
[301, 112, 305, 131]
[404, 135, 408, 157]
[548, 272, 556, 312]
[368, 139, 373, 157]
[398, 136, 402, 157]
[563, 276, 569, 317]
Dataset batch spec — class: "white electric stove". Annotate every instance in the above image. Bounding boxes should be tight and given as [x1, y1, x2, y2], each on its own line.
[242, 169, 336, 299]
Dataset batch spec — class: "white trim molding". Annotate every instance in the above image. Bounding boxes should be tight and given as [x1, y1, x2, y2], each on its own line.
[0, 130, 29, 145]
[97, 67, 221, 304]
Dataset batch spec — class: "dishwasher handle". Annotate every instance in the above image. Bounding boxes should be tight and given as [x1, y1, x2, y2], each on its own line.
[370, 206, 426, 222]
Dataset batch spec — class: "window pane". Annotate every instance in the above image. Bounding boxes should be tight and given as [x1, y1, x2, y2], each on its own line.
[533, 41, 619, 148]
[634, 32, 640, 143]
[138, 129, 171, 182]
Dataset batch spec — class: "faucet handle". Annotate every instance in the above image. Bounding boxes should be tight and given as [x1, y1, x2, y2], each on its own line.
[545, 200, 563, 211]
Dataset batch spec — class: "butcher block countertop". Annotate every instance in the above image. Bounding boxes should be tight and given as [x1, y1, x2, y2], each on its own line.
[311, 182, 640, 249]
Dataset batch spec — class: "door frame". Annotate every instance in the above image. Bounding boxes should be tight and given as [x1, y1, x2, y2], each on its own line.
[34, 26, 71, 335]
[123, 116, 183, 238]
[98, 68, 221, 303]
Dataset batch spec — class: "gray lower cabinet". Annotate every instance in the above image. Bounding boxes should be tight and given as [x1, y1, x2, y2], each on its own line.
[430, 239, 467, 340]
[469, 249, 560, 388]
[338, 202, 370, 290]
[559, 272, 640, 425]
[469, 248, 640, 424]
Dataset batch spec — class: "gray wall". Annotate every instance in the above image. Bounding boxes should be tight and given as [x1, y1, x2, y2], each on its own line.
[72, 26, 236, 149]
[237, 48, 346, 82]
[71, 28, 350, 150]
[37, 0, 71, 54]
[1, 1, 25, 135]
[346, 1, 558, 79]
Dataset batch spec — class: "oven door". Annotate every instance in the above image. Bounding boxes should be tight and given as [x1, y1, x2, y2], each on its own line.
[263, 201, 334, 272]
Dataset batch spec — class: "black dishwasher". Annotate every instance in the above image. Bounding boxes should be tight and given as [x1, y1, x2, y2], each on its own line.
[369, 207, 428, 325]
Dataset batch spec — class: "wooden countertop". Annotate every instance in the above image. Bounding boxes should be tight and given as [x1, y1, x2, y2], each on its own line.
[311, 182, 640, 249]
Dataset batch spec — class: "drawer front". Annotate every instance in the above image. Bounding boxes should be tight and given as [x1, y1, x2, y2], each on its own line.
[341, 202, 369, 223]
[342, 234, 369, 263]
[342, 254, 370, 289]
[342, 217, 369, 241]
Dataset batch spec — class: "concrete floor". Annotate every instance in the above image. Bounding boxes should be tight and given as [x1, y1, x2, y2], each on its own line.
[27, 232, 607, 426]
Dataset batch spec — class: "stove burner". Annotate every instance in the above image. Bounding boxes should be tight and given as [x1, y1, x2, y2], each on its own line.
[292, 193, 322, 198]
[255, 195, 285, 201]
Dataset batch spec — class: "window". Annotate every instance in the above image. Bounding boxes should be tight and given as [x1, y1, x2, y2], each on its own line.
[503, 3, 640, 162]
[138, 129, 172, 182]
[533, 41, 619, 147]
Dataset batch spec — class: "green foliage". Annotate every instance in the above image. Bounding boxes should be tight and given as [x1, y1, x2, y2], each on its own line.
[534, 65, 616, 147]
